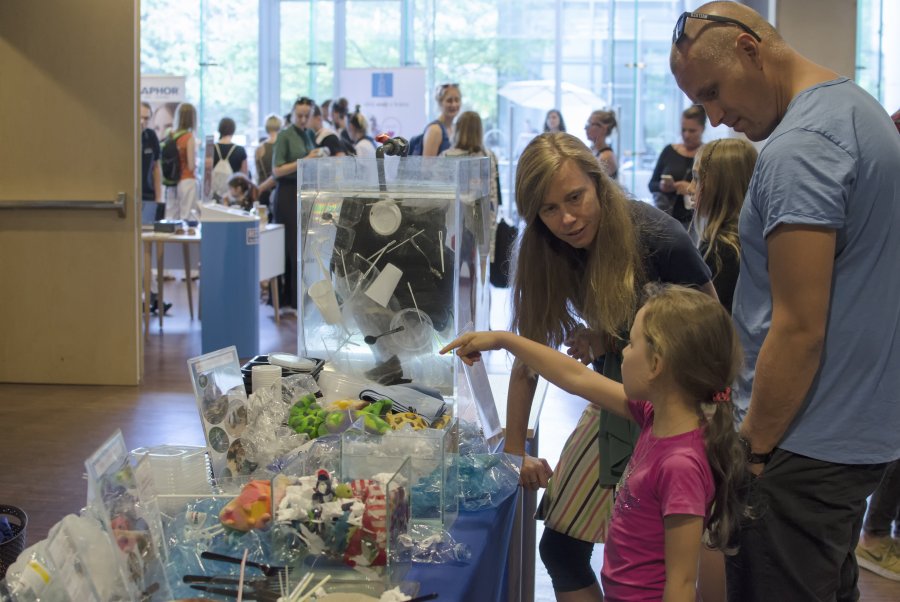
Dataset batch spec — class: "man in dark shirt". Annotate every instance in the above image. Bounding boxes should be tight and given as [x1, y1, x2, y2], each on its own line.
[141, 102, 163, 221]
[141, 102, 171, 315]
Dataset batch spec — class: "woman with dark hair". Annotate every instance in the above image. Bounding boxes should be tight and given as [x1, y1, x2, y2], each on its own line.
[271, 97, 316, 311]
[331, 97, 354, 154]
[503, 132, 715, 601]
[310, 103, 346, 158]
[543, 109, 566, 133]
[210, 117, 249, 174]
[649, 105, 707, 228]
[224, 173, 258, 212]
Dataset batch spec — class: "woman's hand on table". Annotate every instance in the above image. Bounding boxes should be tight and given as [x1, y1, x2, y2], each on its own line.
[519, 454, 553, 490]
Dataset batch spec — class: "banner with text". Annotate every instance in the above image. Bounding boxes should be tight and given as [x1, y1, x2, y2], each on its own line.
[339, 68, 426, 141]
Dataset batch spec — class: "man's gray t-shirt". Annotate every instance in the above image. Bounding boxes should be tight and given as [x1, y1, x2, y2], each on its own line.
[733, 77, 900, 464]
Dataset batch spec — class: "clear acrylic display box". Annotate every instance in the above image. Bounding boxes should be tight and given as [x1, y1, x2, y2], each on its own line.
[270, 459, 412, 590]
[340, 417, 459, 533]
[297, 157, 490, 396]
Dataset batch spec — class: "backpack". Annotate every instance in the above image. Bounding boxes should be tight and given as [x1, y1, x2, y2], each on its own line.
[407, 121, 447, 156]
[210, 143, 236, 201]
[160, 131, 185, 185]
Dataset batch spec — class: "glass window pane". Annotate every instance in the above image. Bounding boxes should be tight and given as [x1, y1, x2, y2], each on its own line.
[346, 1, 402, 69]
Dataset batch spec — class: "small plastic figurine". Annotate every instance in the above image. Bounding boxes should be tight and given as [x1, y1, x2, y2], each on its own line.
[219, 479, 272, 532]
[312, 469, 334, 504]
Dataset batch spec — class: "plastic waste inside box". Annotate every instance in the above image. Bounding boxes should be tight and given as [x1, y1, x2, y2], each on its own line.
[200, 204, 260, 358]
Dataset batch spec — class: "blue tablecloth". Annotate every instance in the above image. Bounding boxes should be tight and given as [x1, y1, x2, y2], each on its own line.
[407, 488, 520, 602]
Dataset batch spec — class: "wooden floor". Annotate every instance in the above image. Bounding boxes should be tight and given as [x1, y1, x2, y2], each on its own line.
[0, 282, 897, 600]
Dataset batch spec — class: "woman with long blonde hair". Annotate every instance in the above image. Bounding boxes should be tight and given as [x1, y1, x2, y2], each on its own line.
[505, 133, 716, 601]
[690, 138, 758, 312]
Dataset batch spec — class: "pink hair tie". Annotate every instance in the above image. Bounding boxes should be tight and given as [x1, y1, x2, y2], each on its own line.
[712, 387, 732, 403]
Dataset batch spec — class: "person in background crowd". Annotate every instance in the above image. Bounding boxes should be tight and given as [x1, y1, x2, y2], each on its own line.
[442, 284, 745, 602]
[689, 137, 757, 313]
[584, 109, 618, 180]
[140, 101, 171, 316]
[140, 102, 163, 220]
[207, 117, 249, 175]
[165, 102, 198, 221]
[255, 113, 282, 207]
[320, 99, 333, 129]
[671, 3, 900, 600]
[441, 110, 501, 329]
[649, 105, 706, 229]
[347, 106, 376, 158]
[272, 97, 316, 313]
[331, 97, 354, 154]
[223, 173, 258, 212]
[855, 108, 900, 583]
[422, 83, 461, 156]
[543, 108, 566, 133]
[503, 132, 715, 602]
[309, 103, 346, 158]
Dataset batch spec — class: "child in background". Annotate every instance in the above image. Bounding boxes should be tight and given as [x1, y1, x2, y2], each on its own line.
[689, 138, 758, 313]
[442, 285, 746, 602]
[224, 173, 258, 212]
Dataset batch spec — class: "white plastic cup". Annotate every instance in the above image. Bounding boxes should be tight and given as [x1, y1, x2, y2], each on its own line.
[251, 364, 282, 392]
[308, 279, 343, 324]
[364, 263, 403, 308]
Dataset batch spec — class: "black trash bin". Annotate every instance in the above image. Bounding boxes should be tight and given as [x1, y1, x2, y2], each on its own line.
[0, 505, 27, 580]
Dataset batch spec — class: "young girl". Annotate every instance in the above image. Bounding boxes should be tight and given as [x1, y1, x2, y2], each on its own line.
[442, 285, 745, 602]
[689, 138, 758, 313]
[224, 173, 258, 212]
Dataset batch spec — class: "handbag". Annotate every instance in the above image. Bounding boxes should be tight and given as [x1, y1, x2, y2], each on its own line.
[535, 404, 613, 543]
[489, 219, 517, 289]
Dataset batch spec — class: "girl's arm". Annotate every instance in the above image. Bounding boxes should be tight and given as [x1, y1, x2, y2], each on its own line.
[441, 331, 631, 419]
[187, 136, 196, 173]
[662, 514, 704, 602]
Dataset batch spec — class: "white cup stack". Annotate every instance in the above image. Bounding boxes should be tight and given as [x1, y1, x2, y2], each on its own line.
[251, 364, 283, 393]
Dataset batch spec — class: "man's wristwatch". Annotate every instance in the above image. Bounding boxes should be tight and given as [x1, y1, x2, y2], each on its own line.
[739, 436, 774, 465]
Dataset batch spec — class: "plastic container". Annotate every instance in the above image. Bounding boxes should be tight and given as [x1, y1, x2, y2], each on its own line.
[0, 505, 28, 580]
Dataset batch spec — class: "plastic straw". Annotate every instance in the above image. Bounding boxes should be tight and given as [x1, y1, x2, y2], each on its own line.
[296, 574, 332, 602]
[408, 282, 424, 325]
[236, 548, 249, 602]
[386, 228, 425, 255]
[438, 231, 445, 273]
[339, 249, 348, 279]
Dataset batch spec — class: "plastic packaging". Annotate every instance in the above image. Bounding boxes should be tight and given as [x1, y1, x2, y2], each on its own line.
[458, 453, 522, 512]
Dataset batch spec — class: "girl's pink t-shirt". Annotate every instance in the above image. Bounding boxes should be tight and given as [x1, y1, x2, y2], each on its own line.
[601, 399, 715, 601]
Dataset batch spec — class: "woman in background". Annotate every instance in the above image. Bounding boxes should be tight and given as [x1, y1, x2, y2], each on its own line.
[347, 107, 376, 158]
[272, 97, 316, 312]
[584, 109, 618, 180]
[441, 110, 501, 329]
[165, 102, 198, 221]
[422, 83, 461, 156]
[543, 109, 566, 133]
[309, 103, 346, 158]
[689, 138, 757, 313]
[255, 113, 282, 207]
[649, 105, 706, 228]
[331, 97, 354, 154]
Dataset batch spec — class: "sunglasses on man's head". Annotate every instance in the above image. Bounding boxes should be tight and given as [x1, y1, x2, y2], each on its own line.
[672, 11, 762, 45]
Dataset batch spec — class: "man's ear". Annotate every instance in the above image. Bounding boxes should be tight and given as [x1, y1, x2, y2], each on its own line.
[736, 34, 762, 69]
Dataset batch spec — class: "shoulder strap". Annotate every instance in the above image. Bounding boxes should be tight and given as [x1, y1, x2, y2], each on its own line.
[214, 144, 223, 161]
[224, 144, 236, 160]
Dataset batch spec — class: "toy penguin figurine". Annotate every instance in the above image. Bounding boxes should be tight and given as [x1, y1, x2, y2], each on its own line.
[312, 469, 334, 504]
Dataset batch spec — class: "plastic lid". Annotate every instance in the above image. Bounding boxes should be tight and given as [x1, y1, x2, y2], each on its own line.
[369, 200, 402, 236]
[268, 352, 317, 371]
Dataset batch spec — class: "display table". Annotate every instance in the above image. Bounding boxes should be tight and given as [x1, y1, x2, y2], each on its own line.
[141, 223, 285, 335]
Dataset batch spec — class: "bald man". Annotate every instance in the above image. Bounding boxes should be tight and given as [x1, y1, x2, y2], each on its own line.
[671, 2, 900, 600]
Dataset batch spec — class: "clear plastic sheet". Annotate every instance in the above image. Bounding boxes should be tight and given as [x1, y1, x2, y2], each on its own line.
[398, 524, 472, 565]
[458, 453, 523, 512]
[241, 374, 321, 472]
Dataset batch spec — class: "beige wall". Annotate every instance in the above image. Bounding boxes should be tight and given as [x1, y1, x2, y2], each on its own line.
[776, 0, 857, 77]
[0, 1, 141, 384]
